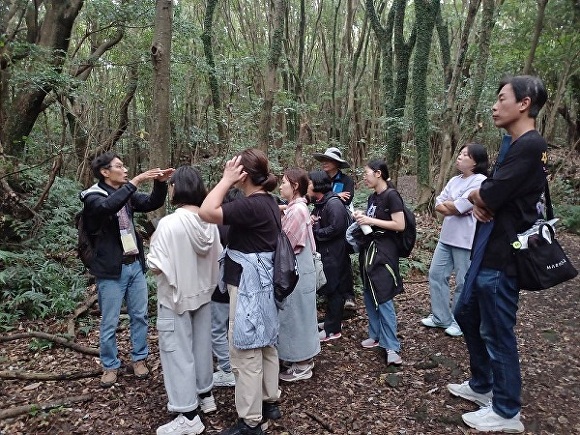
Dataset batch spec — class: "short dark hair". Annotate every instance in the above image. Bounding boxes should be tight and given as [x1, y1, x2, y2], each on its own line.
[169, 166, 207, 207]
[497, 75, 547, 118]
[463, 143, 489, 176]
[91, 151, 120, 181]
[224, 187, 244, 204]
[283, 168, 309, 197]
[308, 170, 332, 194]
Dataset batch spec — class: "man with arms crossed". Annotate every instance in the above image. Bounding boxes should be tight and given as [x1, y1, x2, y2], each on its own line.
[447, 75, 548, 433]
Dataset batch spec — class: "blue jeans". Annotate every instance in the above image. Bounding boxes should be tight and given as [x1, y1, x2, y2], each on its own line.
[363, 290, 400, 352]
[96, 261, 149, 369]
[428, 241, 471, 326]
[454, 267, 521, 418]
[211, 301, 231, 373]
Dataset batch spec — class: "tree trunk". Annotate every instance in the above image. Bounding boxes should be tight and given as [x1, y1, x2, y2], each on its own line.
[202, 0, 228, 148]
[258, 0, 286, 152]
[329, 0, 343, 141]
[366, 0, 414, 182]
[462, 0, 501, 143]
[544, 59, 572, 142]
[149, 0, 173, 222]
[389, 0, 415, 181]
[1, 0, 84, 158]
[340, 1, 369, 163]
[413, 0, 440, 207]
[523, 0, 548, 75]
[434, 0, 481, 197]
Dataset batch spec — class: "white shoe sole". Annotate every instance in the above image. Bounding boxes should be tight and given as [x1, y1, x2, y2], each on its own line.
[279, 369, 313, 382]
[448, 384, 492, 407]
[462, 412, 524, 433]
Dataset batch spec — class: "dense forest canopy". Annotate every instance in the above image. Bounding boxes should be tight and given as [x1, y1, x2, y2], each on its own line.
[0, 0, 579, 323]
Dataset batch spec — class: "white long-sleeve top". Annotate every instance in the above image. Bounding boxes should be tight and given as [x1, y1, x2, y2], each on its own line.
[436, 173, 487, 249]
[147, 207, 222, 314]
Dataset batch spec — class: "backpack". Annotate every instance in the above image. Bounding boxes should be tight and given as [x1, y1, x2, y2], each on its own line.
[387, 188, 417, 258]
[76, 185, 108, 268]
[273, 229, 300, 302]
[267, 203, 299, 302]
[75, 211, 95, 268]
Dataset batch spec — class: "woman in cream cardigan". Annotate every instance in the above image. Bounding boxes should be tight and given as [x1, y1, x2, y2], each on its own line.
[148, 166, 222, 435]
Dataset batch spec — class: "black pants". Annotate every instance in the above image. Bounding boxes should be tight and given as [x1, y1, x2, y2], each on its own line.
[323, 287, 345, 334]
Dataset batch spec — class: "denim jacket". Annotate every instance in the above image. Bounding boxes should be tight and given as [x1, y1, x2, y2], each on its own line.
[220, 248, 278, 350]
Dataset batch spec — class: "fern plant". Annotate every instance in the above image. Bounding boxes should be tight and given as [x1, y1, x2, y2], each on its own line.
[0, 170, 88, 329]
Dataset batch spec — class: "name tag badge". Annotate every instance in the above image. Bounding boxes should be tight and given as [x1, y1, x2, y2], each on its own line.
[120, 230, 138, 253]
[333, 182, 345, 193]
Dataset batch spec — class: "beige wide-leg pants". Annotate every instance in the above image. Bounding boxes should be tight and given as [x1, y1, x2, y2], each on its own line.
[227, 284, 280, 427]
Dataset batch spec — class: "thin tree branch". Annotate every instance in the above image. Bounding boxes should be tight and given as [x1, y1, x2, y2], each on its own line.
[0, 394, 92, 420]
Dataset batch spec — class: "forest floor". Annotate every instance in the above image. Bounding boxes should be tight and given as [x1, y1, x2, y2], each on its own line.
[1, 234, 578, 435]
[1, 174, 579, 435]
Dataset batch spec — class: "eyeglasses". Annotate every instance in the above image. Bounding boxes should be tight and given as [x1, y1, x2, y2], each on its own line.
[106, 164, 126, 170]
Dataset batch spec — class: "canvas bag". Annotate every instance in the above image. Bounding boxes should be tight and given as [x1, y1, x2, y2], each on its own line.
[313, 251, 327, 290]
[510, 181, 577, 291]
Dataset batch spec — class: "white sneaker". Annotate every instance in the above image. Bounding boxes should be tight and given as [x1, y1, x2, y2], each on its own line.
[462, 405, 524, 433]
[447, 381, 493, 407]
[282, 358, 314, 370]
[445, 321, 463, 337]
[344, 298, 356, 309]
[213, 369, 235, 387]
[361, 338, 379, 348]
[156, 414, 205, 435]
[279, 363, 313, 382]
[319, 330, 342, 342]
[386, 350, 402, 366]
[199, 394, 217, 413]
[420, 314, 448, 329]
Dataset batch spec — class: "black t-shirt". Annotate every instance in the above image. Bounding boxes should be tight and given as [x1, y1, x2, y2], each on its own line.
[478, 130, 547, 273]
[366, 188, 404, 250]
[221, 193, 280, 286]
[367, 189, 404, 223]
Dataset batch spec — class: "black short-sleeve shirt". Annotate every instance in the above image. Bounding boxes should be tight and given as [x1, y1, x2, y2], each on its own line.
[367, 188, 404, 222]
[367, 188, 404, 250]
[221, 193, 280, 285]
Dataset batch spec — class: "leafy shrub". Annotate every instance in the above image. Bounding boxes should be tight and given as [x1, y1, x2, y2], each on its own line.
[0, 170, 88, 329]
[550, 178, 580, 234]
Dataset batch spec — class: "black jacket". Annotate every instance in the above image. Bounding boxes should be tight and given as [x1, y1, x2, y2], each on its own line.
[311, 192, 353, 295]
[80, 180, 168, 279]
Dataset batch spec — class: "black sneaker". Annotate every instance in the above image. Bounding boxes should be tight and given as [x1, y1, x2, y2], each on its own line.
[219, 419, 263, 435]
[262, 401, 282, 420]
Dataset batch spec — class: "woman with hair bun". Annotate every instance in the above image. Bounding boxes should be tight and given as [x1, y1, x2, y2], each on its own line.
[199, 148, 281, 435]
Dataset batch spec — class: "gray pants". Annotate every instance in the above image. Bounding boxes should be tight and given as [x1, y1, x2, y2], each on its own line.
[157, 302, 213, 413]
[211, 300, 231, 372]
